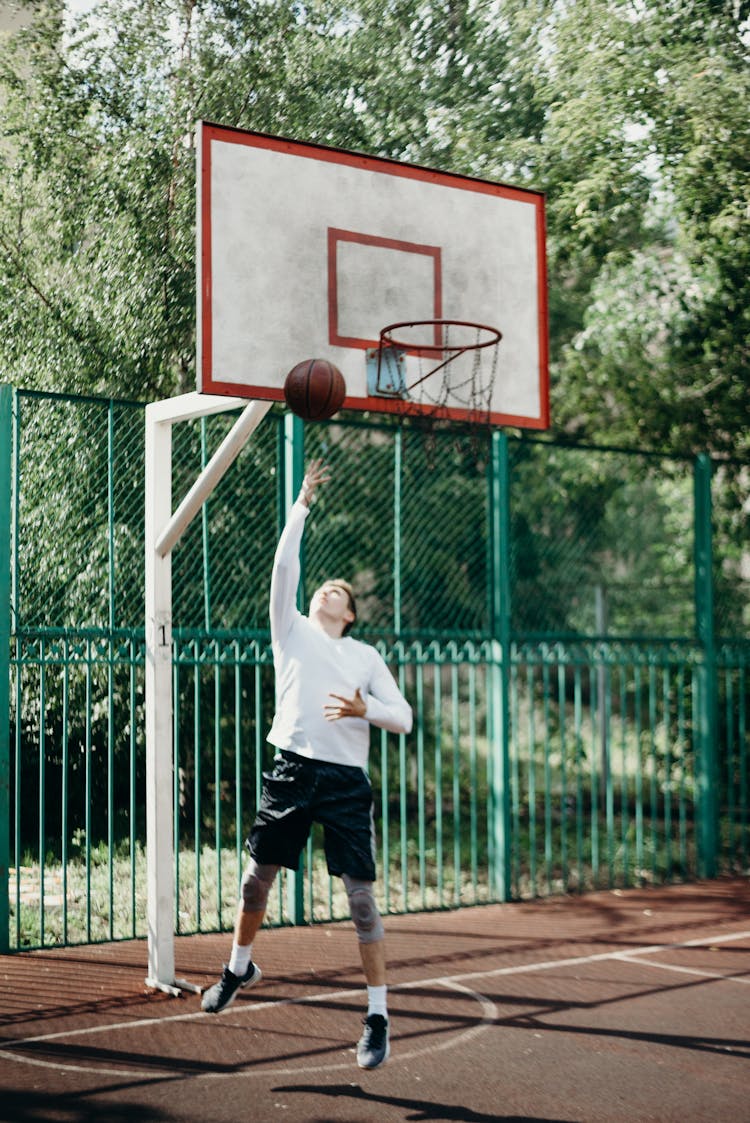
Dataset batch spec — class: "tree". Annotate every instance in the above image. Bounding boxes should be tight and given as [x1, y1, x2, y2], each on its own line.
[0, 0, 376, 397]
[537, 0, 750, 460]
[1, 0, 747, 461]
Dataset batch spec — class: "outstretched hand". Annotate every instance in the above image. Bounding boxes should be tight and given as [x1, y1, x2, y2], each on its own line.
[324, 688, 367, 722]
[299, 458, 331, 507]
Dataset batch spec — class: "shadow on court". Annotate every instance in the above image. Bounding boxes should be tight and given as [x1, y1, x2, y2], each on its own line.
[274, 1083, 574, 1122]
[0, 878, 748, 1123]
[0, 1088, 171, 1123]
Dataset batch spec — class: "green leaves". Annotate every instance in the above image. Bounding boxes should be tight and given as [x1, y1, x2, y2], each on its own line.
[0, 0, 746, 458]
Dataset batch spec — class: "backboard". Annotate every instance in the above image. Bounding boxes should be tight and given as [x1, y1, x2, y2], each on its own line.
[197, 122, 549, 429]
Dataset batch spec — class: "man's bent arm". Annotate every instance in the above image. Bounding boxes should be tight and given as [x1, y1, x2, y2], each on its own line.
[363, 654, 413, 735]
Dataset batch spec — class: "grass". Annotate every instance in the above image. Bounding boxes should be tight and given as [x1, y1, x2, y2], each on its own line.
[7, 840, 494, 950]
[7, 800, 711, 952]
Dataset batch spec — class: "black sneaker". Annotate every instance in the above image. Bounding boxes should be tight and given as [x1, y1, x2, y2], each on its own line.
[201, 962, 262, 1014]
[356, 1013, 390, 1069]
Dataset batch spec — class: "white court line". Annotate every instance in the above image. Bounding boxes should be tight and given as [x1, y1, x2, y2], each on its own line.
[412, 927, 750, 989]
[615, 955, 750, 984]
[1, 927, 748, 1080]
[0, 978, 499, 1080]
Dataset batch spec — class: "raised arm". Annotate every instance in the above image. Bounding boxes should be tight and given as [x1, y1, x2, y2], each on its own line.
[298, 458, 330, 509]
[269, 459, 330, 645]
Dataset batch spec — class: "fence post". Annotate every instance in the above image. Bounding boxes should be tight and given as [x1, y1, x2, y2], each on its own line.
[489, 431, 512, 901]
[282, 412, 306, 924]
[393, 428, 402, 635]
[694, 453, 718, 878]
[0, 386, 13, 951]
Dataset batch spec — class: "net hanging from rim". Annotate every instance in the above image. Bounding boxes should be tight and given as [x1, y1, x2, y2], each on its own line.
[370, 319, 502, 427]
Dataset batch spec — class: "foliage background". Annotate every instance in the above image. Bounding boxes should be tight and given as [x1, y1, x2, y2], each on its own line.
[2, 0, 747, 672]
[3, 4, 747, 951]
[0, 0, 747, 462]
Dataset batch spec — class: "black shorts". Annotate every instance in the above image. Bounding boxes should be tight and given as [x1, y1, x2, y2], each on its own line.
[246, 751, 377, 881]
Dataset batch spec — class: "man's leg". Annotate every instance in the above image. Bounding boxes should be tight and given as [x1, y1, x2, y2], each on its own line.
[234, 895, 267, 946]
[229, 859, 279, 969]
[359, 936, 386, 987]
[343, 875, 390, 1069]
[202, 860, 279, 1013]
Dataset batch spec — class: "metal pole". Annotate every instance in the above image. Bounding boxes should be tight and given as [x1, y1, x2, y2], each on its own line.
[107, 402, 116, 938]
[0, 386, 12, 951]
[393, 429, 402, 635]
[694, 453, 718, 878]
[489, 431, 512, 901]
[201, 417, 212, 631]
[283, 411, 306, 924]
[156, 400, 272, 558]
[144, 405, 177, 991]
[595, 584, 609, 801]
[144, 393, 267, 992]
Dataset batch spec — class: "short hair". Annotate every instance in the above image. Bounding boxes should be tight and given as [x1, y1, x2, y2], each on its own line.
[328, 579, 356, 635]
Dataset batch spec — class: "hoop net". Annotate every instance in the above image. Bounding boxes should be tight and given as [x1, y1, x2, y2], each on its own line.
[371, 319, 502, 426]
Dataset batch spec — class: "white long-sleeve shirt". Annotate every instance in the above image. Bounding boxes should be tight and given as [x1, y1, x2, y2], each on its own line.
[266, 501, 413, 769]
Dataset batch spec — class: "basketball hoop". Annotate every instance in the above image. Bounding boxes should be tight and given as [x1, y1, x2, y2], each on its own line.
[367, 319, 502, 426]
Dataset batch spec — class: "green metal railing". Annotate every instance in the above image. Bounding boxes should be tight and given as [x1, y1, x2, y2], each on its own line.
[9, 631, 743, 946]
[9, 628, 145, 948]
[2, 387, 748, 950]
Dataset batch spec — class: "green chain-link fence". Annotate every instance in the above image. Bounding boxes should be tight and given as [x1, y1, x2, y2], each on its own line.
[2, 387, 748, 949]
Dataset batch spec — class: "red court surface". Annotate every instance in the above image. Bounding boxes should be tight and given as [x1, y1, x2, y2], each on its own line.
[1, 877, 748, 1122]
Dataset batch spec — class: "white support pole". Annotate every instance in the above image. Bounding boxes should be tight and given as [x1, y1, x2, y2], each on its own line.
[144, 403, 177, 992]
[156, 400, 272, 558]
[144, 394, 272, 994]
[146, 390, 248, 426]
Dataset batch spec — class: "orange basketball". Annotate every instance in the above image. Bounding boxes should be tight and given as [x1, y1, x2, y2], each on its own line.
[283, 359, 346, 422]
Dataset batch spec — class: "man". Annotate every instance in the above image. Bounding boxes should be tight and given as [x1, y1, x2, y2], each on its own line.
[201, 458, 413, 1070]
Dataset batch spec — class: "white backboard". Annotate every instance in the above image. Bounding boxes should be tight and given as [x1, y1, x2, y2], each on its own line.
[197, 122, 549, 428]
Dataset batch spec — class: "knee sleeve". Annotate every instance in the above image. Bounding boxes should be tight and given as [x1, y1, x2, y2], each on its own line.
[240, 859, 279, 914]
[342, 874, 384, 944]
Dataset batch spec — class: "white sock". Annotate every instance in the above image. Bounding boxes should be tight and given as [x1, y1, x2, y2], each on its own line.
[229, 943, 252, 977]
[367, 984, 388, 1018]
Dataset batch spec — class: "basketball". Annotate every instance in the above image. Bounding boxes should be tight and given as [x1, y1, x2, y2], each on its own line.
[283, 359, 346, 422]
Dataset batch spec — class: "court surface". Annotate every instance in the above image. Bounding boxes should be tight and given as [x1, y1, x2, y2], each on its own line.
[1, 877, 748, 1122]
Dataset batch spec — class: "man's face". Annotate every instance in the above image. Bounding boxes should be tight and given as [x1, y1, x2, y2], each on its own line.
[310, 581, 355, 633]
